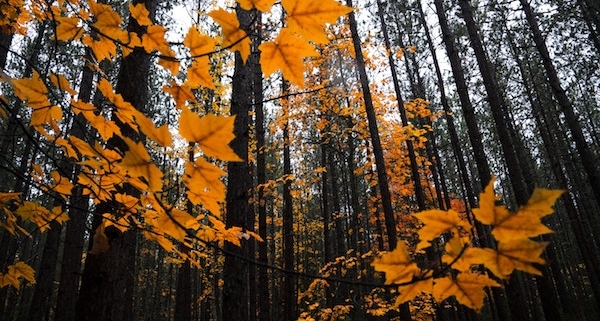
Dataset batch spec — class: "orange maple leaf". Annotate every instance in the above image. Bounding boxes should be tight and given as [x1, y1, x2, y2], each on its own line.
[162, 82, 197, 108]
[371, 242, 419, 285]
[412, 209, 471, 251]
[208, 8, 251, 62]
[157, 208, 195, 242]
[178, 108, 242, 161]
[473, 178, 561, 242]
[237, 0, 276, 12]
[129, 3, 152, 26]
[120, 138, 164, 192]
[183, 158, 226, 216]
[282, 0, 352, 43]
[433, 272, 500, 311]
[259, 28, 318, 86]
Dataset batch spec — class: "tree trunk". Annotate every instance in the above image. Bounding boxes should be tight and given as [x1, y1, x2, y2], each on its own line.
[74, 1, 157, 320]
[222, 5, 253, 321]
[520, 0, 600, 208]
[346, 1, 410, 319]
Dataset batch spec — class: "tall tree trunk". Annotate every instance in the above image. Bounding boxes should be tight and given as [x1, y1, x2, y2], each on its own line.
[253, 13, 270, 320]
[74, 1, 157, 320]
[346, 1, 410, 319]
[456, 1, 562, 320]
[281, 80, 295, 321]
[519, 0, 600, 207]
[222, 5, 253, 321]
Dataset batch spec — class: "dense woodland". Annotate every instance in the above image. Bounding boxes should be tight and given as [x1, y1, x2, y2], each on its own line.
[0, 0, 599, 320]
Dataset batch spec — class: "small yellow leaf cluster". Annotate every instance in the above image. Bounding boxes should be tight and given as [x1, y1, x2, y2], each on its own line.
[372, 177, 563, 312]
[0, 261, 36, 289]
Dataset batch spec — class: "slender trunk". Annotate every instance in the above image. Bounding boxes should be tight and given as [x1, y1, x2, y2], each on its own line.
[346, 1, 410, 319]
[222, 6, 253, 321]
[520, 0, 600, 207]
[253, 18, 270, 320]
[281, 81, 295, 321]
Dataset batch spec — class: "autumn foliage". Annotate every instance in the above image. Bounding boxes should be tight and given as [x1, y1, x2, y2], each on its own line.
[0, 0, 566, 318]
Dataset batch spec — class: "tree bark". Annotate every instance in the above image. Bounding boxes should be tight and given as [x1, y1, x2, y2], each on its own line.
[222, 5, 253, 321]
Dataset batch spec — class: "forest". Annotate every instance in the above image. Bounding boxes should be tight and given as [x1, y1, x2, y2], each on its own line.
[0, 0, 599, 320]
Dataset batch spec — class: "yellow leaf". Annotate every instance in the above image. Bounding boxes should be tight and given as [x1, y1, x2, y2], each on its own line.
[395, 278, 433, 306]
[183, 158, 226, 216]
[82, 34, 117, 61]
[55, 15, 83, 41]
[282, 0, 352, 44]
[158, 50, 180, 76]
[89, 0, 128, 43]
[157, 208, 194, 242]
[178, 108, 242, 161]
[412, 209, 471, 251]
[183, 26, 216, 57]
[237, 0, 276, 12]
[143, 230, 176, 252]
[208, 8, 251, 62]
[50, 73, 76, 95]
[371, 242, 419, 285]
[433, 272, 500, 312]
[186, 58, 215, 89]
[141, 25, 171, 54]
[51, 206, 70, 225]
[97, 79, 139, 132]
[1, 261, 35, 289]
[50, 171, 74, 199]
[11, 70, 50, 109]
[259, 28, 318, 86]
[120, 138, 163, 192]
[496, 239, 548, 277]
[133, 111, 173, 147]
[129, 3, 152, 26]
[473, 178, 559, 242]
[82, 112, 121, 141]
[30, 105, 62, 128]
[162, 82, 197, 109]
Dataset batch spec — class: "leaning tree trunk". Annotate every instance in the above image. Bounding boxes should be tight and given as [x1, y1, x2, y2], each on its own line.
[519, 0, 600, 208]
[456, 0, 562, 320]
[346, 0, 411, 320]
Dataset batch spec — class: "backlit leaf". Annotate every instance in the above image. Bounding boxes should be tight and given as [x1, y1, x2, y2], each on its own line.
[162, 82, 197, 108]
[259, 28, 318, 86]
[55, 15, 83, 41]
[11, 70, 50, 109]
[186, 58, 215, 89]
[395, 278, 433, 306]
[237, 0, 276, 12]
[208, 8, 251, 62]
[433, 272, 500, 311]
[473, 178, 559, 242]
[282, 0, 352, 43]
[412, 209, 471, 251]
[184, 158, 226, 216]
[141, 25, 171, 54]
[183, 26, 216, 57]
[120, 138, 163, 192]
[157, 208, 194, 242]
[371, 242, 419, 285]
[178, 108, 242, 161]
[129, 3, 152, 26]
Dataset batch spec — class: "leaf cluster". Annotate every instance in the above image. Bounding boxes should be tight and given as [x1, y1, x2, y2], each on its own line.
[371, 177, 563, 311]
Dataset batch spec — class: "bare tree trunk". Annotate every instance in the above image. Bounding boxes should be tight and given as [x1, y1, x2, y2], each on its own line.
[346, 0, 410, 319]
[222, 5, 253, 321]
